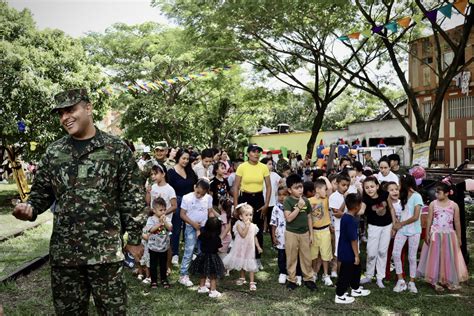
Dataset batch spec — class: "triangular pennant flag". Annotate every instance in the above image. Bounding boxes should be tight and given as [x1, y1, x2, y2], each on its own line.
[454, 0, 468, 15]
[425, 9, 438, 23]
[372, 25, 383, 34]
[397, 17, 411, 28]
[348, 32, 361, 40]
[385, 21, 398, 33]
[337, 35, 350, 41]
[439, 3, 453, 18]
[361, 29, 372, 38]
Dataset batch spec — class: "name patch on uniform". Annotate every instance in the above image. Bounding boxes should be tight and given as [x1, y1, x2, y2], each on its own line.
[78, 164, 90, 178]
[89, 150, 113, 160]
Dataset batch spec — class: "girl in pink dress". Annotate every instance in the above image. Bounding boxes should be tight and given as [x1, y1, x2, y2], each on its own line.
[417, 182, 468, 291]
[223, 203, 262, 291]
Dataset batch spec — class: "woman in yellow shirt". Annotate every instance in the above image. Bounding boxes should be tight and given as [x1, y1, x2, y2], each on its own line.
[233, 144, 271, 266]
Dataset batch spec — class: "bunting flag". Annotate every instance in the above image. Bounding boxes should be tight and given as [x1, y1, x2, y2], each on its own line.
[384, 21, 398, 33]
[439, 3, 453, 18]
[98, 66, 232, 97]
[348, 32, 361, 40]
[397, 17, 411, 28]
[372, 25, 384, 34]
[426, 9, 438, 23]
[336, 0, 469, 42]
[454, 0, 468, 14]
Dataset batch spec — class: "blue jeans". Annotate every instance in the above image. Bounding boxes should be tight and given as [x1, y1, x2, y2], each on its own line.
[180, 225, 199, 276]
[171, 196, 183, 256]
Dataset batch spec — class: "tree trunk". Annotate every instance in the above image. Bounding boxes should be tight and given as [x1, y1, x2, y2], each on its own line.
[306, 106, 326, 158]
[428, 102, 443, 165]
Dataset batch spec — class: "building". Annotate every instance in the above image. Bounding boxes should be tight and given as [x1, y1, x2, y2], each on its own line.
[408, 25, 474, 168]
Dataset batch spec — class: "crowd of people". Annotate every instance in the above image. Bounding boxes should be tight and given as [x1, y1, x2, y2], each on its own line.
[11, 89, 469, 315]
[133, 141, 469, 303]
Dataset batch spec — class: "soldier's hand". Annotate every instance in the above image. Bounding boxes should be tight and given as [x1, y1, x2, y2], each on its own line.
[125, 244, 144, 260]
[12, 203, 33, 221]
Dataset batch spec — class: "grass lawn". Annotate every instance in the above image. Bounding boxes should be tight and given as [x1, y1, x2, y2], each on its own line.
[0, 221, 52, 280]
[0, 229, 473, 315]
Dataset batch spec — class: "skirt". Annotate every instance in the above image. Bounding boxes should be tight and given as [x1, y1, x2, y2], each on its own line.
[417, 231, 468, 286]
[189, 253, 225, 278]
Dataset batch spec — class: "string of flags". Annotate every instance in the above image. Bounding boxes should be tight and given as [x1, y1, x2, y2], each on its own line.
[337, 0, 469, 42]
[98, 66, 232, 96]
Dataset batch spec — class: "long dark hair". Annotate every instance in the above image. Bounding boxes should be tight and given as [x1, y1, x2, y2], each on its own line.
[175, 148, 197, 183]
[220, 198, 233, 222]
[399, 174, 417, 210]
[200, 217, 222, 239]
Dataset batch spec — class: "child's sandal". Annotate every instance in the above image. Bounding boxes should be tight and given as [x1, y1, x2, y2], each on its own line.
[447, 284, 461, 291]
[236, 278, 247, 286]
[151, 282, 158, 289]
[250, 282, 257, 291]
[162, 280, 171, 289]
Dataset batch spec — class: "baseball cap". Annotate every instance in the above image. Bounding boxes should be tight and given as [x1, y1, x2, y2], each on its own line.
[52, 88, 89, 113]
[154, 141, 169, 150]
[247, 144, 263, 153]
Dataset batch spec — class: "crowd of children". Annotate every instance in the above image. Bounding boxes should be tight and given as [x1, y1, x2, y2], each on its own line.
[133, 147, 469, 303]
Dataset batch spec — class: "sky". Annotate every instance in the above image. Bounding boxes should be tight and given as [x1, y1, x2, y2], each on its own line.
[7, 0, 168, 37]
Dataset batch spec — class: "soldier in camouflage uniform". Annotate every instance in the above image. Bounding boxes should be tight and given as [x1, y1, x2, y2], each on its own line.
[12, 88, 145, 315]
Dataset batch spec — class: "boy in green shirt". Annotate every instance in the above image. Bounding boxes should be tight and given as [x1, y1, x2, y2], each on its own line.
[284, 174, 317, 291]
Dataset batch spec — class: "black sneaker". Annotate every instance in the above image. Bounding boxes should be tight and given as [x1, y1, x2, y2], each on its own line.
[304, 281, 318, 291]
[287, 281, 297, 291]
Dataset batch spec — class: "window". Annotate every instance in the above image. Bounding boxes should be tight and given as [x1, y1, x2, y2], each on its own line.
[423, 67, 431, 86]
[422, 102, 433, 120]
[448, 96, 474, 119]
[422, 39, 432, 56]
[466, 148, 474, 162]
[422, 57, 433, 64]
[433, 148, 445, 162]
[443, 51, 454, 70]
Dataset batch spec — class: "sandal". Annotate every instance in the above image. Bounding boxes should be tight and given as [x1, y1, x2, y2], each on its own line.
[250, 282, 257, 291]
[432, 284, 444, 292]
[236, 278, 247, 286]
[162, 280, 171, 289]
[151, 282, 158, 289]
[447, 284, 461, 291]
[167, 268, 171, 276]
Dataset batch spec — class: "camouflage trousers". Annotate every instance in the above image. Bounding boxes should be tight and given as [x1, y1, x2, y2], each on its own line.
[51, 262, 126, 316]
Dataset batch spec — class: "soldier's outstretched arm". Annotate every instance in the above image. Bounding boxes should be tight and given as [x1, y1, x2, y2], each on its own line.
[13, 152, 55, 222]
[118, 145, 146, 245]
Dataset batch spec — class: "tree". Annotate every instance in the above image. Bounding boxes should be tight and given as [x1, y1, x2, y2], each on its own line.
[0, 2, 107, 162]
[83, 23, 266, 152]
[322, 0, 474, 163]
[154, 0, 365, 157]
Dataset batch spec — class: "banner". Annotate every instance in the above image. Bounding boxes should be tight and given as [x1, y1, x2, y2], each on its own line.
[412, 141, 431, 168]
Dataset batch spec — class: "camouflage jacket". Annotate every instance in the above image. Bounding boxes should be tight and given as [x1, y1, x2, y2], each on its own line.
[29, 128, 145, 266]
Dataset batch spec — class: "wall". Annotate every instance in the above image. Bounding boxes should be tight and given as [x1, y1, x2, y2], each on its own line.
[250, 131, 323, 156]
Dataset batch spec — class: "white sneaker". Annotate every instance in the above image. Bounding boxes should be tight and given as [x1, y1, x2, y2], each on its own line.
[408, 281, 418, 293]
[296, 276, 302, 286]
[351, 286, 371, 297]
[376, 278, 385, 288]
[142, 277, 151, 284]
[323, 274, 333, 286]
[192, 254, 197, 260]
[360, 276, 372, 284]
[209, 290, 222, 298]
[205, 278, 211, 288]
[335, 293, 355, 304]
[197, 286, 209, 293]
[172, 255, 179, 266]
[331, 271, 338, 278]
[179, 275, 193, 287]
[278, 274, 287, 284]
[312, 274, 317, 282]
[137, 274, 144, 281]
[393, 279, 407, 292]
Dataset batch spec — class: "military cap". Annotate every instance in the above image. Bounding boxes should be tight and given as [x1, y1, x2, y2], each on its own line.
[52, 88, 90, 112]
[154, 141, 169, 150]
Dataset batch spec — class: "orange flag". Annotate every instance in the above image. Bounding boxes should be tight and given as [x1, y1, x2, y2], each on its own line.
[397, 17, 411, 28]
[454, 0, 468, 15]
[348, 32, 361, 40]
